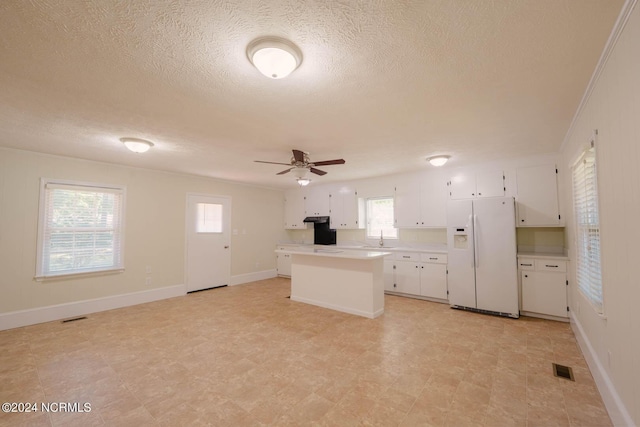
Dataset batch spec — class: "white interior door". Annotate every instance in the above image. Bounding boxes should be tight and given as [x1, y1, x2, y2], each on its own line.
[186, 194, 231, 292]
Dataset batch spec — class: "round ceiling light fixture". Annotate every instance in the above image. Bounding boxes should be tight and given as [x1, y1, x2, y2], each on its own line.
[427, 155, 450, 167]
[247, 36, 302, 79]
[121, 137, 154, 153]
[296, 178, 311, 186]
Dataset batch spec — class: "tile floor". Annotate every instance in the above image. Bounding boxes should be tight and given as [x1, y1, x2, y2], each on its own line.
[0, 277, 611, 426]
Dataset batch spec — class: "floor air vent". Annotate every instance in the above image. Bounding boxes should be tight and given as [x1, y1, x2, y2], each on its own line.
[552, 363, 575, 381]
[61, 316, 87, 323]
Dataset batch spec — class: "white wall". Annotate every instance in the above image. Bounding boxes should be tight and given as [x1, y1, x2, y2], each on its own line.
[560, 1, 639, 424]
[0, 148, 286, 316]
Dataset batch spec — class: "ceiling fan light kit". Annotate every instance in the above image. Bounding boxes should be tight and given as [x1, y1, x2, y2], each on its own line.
[427, 155, 450, 166]
[247, 37, 302, 79]
[296, 178, 311, 186]
[121, 137, 154, 153]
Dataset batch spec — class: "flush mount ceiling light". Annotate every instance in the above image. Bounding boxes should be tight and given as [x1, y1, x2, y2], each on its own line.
[247, 36, 302, 79]
[427, 155, 450, 167]
[121, 137, 154, 153]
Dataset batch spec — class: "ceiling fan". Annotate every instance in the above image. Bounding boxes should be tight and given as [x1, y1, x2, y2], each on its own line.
[254, 149, 345, 177]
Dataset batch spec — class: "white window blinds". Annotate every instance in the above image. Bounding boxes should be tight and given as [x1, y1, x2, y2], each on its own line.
[572, 141, 603, 313]
[37, 180, 125, 278]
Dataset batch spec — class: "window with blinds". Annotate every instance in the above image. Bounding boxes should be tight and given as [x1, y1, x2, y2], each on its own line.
[366, 197, 398, 239]
[572, 140, 603, 313]
[36, 180, 125, 278]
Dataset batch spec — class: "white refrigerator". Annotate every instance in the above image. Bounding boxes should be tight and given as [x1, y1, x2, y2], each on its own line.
[447, 197, 519, 318]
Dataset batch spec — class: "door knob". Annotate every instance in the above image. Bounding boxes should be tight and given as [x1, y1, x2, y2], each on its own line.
[224, 245, 229, 249]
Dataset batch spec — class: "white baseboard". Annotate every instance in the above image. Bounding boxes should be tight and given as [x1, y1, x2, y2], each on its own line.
[290, 295, 382, 319]
[571, 312, 634, 427]
[230, 269, 277, 286]
[0, 284, 186, 331]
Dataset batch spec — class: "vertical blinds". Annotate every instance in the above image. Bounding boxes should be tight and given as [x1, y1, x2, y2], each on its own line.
[572, 142, 603, 313]
[39, 182, 124, 277]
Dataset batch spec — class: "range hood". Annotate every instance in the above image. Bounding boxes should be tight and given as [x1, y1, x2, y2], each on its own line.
[303, 216, 329, 224]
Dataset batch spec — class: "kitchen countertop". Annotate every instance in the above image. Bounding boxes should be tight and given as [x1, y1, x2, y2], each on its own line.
[517, 252, 569, 260]
[275, 247, 391, 260]
[277, 243, 447, 254]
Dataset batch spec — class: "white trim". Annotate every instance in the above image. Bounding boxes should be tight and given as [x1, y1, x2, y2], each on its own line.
[290, 295, 383, 319]
[570, 312, 634, 427]
[230, 269, 278, 286]
[561, 0, 638, 150]
[0, 284, 185, 331]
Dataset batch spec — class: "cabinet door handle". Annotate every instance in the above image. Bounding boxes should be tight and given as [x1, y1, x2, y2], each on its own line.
[429, 257, 438, 260]
[402, 256, 411, 259]
[545, 265, 559, 268]
[524, 274, 528, 278]
[520, 263, 532, 267]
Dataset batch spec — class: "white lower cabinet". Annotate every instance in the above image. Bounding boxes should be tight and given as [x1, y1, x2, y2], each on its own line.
[384, 258, 395, 291]
[518, 256, 568, 319]
[420, 253, 448, 300]
[276, 246, 293, 277]
[395, 260, 421, 295]
[386, 251, 448, 301]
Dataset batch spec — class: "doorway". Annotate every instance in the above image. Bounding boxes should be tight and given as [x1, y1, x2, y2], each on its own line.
[185, 194, 231, 292]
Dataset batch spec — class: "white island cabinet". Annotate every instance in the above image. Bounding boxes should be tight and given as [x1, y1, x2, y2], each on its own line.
[275, 247, 391, 319]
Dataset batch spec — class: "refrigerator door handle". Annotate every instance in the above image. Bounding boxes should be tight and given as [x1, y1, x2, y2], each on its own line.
[473, 214, 479, 268]
[467, 213, 474, 268]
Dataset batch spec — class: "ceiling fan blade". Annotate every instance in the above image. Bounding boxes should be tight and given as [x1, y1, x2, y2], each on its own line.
[311, 159, 346, 166]
[277, 168, 293, 175]
[292, 149, 305, 163]
[310, 167, 327, 176]
[254, 160, 292, 165]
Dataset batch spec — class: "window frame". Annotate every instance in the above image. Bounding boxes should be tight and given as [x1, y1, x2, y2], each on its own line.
[571, 133, 604, 314]
[35, 178, 126, 280]
[365, 196, 398, 240]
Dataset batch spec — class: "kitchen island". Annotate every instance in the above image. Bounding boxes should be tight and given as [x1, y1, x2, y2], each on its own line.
[275, 247, 391, 319]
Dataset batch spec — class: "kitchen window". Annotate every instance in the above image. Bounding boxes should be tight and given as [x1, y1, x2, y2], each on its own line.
[365, 197, 398, 240]
[36, 179, 126, 279]
[572, 136, 603, 313]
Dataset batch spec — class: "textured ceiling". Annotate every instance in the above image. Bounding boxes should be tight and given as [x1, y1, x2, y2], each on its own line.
[0, 0, 624, 188]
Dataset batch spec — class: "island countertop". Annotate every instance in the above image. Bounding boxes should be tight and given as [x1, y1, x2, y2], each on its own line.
[275, 247, 391, 260]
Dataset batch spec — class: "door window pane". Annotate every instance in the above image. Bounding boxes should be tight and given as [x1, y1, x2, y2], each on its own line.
[196, 203, 222, 233]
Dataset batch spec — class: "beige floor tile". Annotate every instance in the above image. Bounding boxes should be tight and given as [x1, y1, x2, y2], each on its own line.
[0, 279, 612, 426]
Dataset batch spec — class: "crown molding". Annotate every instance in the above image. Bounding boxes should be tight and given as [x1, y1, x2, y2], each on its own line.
[560, 0, 638, 150]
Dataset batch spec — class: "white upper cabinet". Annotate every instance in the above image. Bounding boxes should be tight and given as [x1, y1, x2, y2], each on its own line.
[420, 173, 448, 227]
[329, 186, 363, 229]
[394, 173, 447, 228]
[394, 175, 421, 227]
[449, 169, 505, 199]
[305, 187, 330, 217]
[516, 164, 561, 227]
[284, 190, 306, 229]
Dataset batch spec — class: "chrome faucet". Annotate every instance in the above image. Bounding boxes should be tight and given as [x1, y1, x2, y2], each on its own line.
[379, 230, 384, 247]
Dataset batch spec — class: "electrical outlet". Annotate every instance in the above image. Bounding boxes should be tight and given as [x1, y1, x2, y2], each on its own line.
[233, 229, 238, 235]
[145, 277, 152, 286]
[146, 266, 152, 274]
[255, 262, 260, 269]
